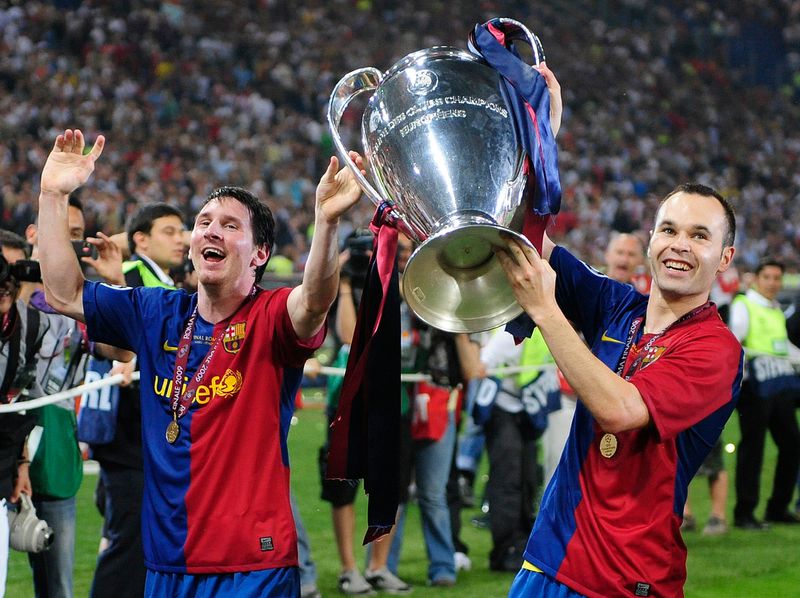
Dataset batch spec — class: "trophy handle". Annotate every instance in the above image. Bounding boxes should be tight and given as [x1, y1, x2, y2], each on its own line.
[327, 68, 387, 208]
[495, 18, 546, 65]
[327, 68, 419, 239]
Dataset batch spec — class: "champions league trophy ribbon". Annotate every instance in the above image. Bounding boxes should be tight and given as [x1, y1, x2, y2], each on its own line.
[327, 17, 560, 334]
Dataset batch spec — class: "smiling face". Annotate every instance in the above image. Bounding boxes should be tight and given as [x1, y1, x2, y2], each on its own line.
[647, 192, 734, 305]
[190, 197, 268, 295]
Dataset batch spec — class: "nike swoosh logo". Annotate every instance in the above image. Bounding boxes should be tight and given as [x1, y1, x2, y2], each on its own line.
[601, 331, 625, 345]
[163, 340, 179, 352]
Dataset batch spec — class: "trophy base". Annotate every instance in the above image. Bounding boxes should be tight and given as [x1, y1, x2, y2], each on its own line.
[401, 224, 532, 333]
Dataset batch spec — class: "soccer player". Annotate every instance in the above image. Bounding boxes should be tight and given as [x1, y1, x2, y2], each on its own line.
[486, 63, 744, 597]
[495, 181, 744, 597]
[36, 129, 363, 597]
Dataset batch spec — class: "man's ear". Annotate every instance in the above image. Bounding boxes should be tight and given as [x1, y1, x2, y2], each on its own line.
[251, 246, 269, 269]
[25, 224, 37, 246]
[717, 245, 735, 274]
[132, 231, 147, 252]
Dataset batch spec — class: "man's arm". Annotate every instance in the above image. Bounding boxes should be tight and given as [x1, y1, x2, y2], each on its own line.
[495, 237, 649, 433]
[37, 130, 105, 322]
[287, 153, 364, 339]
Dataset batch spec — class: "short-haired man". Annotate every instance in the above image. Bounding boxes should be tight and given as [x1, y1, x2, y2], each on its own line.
[731, 258, 800, 528]
[496, 177, 743, 594]
[37, 129, 363, 597]
[87, 201, 185, 598]
[603, 232, 645, 284]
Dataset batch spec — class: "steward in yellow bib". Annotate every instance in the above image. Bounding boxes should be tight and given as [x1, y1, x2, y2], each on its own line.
[730, 258, 800, 527]
[477, 327, 560, 571]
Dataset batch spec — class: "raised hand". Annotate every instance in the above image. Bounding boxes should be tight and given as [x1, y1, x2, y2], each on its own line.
[315, 151, 365, 223]
[40, 129, 105, 196]
[533, 62, 562, 138]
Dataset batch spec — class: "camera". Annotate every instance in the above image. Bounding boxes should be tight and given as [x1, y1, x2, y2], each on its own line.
[72, 239, 99, 261]
[0, 254, 41, 285]
[7, 493, 54, 553]
[342, 229, 373, 284]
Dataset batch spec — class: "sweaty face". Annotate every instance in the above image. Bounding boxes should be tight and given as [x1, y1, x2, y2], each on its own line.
[647, 192, 733, 304]
[190, 198, 267, 292]
[138, 215, 186, 271]
[604, 235, 644, 283]
[754, 265, 782, 301]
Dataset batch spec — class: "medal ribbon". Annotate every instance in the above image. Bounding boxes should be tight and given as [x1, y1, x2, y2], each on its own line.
[170, 286, 257, 421]
[616, 302, 712, 380]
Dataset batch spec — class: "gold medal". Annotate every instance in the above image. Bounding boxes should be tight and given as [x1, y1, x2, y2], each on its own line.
[599, 433, 617, 458]
[166, 419, 180, 444]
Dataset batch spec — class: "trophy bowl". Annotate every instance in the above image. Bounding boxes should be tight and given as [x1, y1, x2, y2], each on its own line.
[328, 21, 543, 333]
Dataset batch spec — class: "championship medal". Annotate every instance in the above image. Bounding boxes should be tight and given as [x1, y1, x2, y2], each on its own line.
[599, 433, 617, 458]
[166, 418, 180, 444]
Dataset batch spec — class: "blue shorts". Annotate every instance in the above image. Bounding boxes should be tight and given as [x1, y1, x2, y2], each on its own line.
[145, 566, 299, 597]
[508, 566, 585, 598]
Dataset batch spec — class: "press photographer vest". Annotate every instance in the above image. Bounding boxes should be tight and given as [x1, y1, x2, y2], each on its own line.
[733, 295, 789, 356]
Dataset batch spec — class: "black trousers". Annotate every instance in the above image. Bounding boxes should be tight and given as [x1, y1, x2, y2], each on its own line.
[734, 380, 800, 520]
[485, 408, 538, 570]
[89, 464, 146, 598]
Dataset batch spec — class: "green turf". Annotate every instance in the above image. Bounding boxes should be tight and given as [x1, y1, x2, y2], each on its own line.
[7, 404, 800, 597]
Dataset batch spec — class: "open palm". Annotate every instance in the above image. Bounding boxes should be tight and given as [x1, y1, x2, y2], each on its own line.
[40, 129, 105, 195]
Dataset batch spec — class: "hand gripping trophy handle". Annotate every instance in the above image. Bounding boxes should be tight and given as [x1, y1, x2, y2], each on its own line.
[326, 68, 418, 239]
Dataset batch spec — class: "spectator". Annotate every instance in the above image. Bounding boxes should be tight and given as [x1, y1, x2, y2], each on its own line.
[731, 258, 800, 529]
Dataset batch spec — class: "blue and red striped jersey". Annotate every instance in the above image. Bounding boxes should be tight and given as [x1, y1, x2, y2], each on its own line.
[83, 281, 324, 574]
[524, 247, 743, 598]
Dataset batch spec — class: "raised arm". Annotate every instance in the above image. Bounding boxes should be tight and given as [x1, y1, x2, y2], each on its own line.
[38, 129, 105, 322]
[287, 152, 364, 339]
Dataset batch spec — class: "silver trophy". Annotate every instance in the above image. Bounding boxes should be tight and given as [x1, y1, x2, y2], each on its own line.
[328, 19, 544, 333]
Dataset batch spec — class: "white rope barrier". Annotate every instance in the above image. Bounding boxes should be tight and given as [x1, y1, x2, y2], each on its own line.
[0, 363, 558, 413]
[5, 349, 800, 414]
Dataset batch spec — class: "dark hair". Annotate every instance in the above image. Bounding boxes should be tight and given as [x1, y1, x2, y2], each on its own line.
[68, 194, 84, 213]
[660, 183, 736, 248]
[0, 229, 30, 256]
[755, 257, 784, 276]
[202, 186, 275, 283]
[126, 203, 184, 254]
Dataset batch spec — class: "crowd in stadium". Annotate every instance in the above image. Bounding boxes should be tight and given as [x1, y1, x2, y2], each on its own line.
[1, 0, 799, 272]
[1, 2, 800, 598]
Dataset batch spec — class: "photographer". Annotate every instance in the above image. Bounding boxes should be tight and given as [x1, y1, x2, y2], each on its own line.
[0, 229, 53, 597]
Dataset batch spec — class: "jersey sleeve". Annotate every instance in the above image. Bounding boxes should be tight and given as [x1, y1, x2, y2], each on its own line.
[550, 246, 641, 343]
[82, 280, 145, 352]
[630, 326, 743, 441]
[266, 287, 327, 368]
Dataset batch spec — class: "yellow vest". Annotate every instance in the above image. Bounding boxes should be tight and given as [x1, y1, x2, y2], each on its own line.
[733, 294, 789, 356]
[516, 328, 554, 387]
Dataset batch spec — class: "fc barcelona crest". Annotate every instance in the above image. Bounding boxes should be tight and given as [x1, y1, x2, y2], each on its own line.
[640, 346, 666, 369]
[223, 321, 246, 354]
